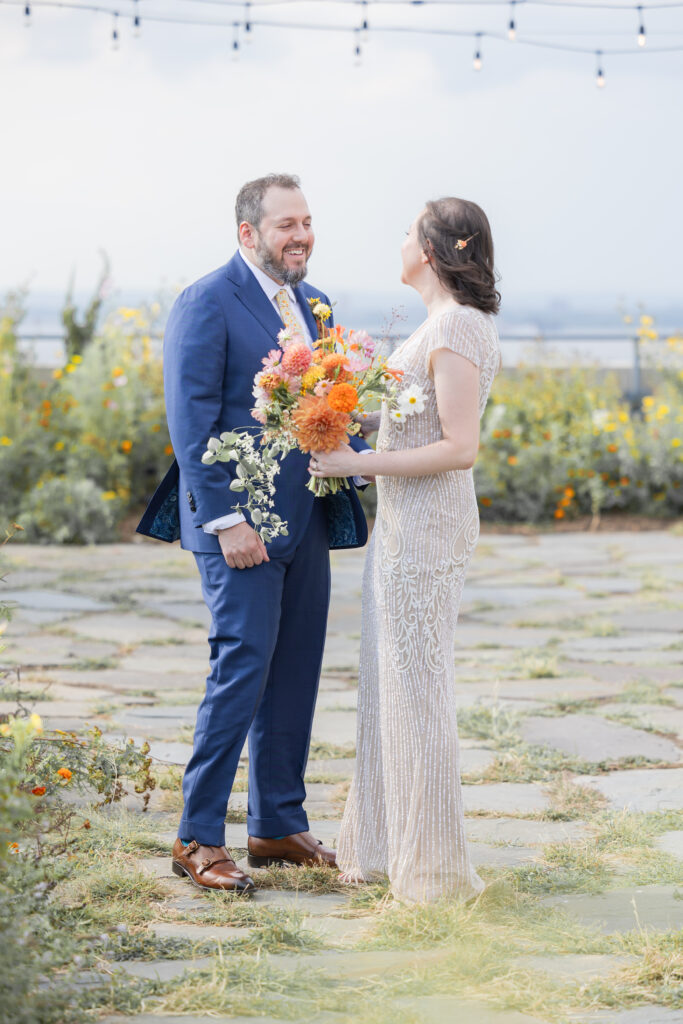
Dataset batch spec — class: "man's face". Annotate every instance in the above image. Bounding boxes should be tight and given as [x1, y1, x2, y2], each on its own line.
[241, 186, 314, 286]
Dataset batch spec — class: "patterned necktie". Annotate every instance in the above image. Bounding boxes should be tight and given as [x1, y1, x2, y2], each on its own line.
[274, 288, 306, 339]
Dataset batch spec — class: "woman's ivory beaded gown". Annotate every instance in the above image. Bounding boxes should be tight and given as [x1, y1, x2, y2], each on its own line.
[337, 307, 501, 903]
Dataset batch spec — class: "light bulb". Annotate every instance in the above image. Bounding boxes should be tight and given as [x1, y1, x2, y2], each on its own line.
[473, 52, 482, 71]
[508, 21, 516, 42]
[133, 15, 141, 38]
[596, 69, 605, 88]
[232, 39, 240, 62]
[24, 3, 31, 27]
[354, 43, 362, 67]
[638, 28, 646, 47]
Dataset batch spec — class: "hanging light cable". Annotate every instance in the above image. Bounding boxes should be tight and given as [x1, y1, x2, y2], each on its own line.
[111, 10, 119, 50]
[133, 0, 140, 37]
[244, 1, 252, 43]
[637, 5, 646, 47]
[473, 32, 482, 71]
[595, 49, 605, 88]
[24, 2, 31, 27]
[508, 0, 517, 41]
[232, 21, 240, 61]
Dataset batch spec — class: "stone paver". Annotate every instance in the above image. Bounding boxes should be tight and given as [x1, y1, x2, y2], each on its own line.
[519, 714, 681, 764]
[517, 953, 634, 980]
[575, 768, 683, 812]
[653, 830, 683, 861]
[395, 997, 548, 1024]
[463, 782, 551, 815]
[541, 885, 683, 933]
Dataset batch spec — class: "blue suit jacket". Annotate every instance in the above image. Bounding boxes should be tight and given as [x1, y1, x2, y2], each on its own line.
[136, 252, 368, 554]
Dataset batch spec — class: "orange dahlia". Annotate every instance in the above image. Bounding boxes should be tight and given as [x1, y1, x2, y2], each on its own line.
[257, 371, 282, 393]
[320, 353, 350, 382]
[291, 396, 349, 453]
[327, 382, 358, 414]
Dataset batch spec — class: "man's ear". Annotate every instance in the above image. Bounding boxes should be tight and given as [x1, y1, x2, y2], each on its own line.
[239, 221, 256, 249]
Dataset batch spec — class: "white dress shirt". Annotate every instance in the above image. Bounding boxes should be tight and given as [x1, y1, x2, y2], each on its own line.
[203, 251, 370, 535]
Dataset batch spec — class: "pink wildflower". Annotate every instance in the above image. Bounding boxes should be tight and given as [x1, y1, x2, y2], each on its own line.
[314, 379, 334, 398]
[349, 330, 375, 358]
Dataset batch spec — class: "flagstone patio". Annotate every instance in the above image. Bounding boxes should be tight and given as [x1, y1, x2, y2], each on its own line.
[1, 527, 682, 1023]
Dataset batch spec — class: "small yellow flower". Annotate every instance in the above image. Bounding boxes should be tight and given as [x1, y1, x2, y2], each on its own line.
[672, 438, 681, 448]
[618, 411, 629, 423]
[302, 365, 325, 390]
[65, 364, 76, 374]
[102, 490, 118, 501]
[151, 423, 161, 433]
[52, 369, 63, 379]
[640, 314, 654, 326]
[112, 366, 125, 378]
[0, 436, 12, 446]
[29, 713, 43, 734]
[656, 405, 670, 419]
[642, 396, 655, 409]
[71, 354, 82, 364]
[53, 441, 65, 451]
[0, 723, 10, 737]
[57, 767, 72, 781]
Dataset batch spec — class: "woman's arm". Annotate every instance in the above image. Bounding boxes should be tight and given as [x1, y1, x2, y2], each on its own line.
[309, 348, 480, 480]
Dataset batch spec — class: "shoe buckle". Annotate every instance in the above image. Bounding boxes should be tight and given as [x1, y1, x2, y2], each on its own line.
[186, 840, 199, 854]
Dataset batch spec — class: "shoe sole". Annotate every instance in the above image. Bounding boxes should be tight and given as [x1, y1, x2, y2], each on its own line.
[247, 853, 336, 869]
[171, 860, 254, 894]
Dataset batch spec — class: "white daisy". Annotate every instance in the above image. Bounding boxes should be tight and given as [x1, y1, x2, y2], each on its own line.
[398, 385, 426, 416]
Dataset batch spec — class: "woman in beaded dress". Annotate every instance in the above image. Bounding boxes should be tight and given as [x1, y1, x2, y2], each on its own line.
[308, 198, 501, 903]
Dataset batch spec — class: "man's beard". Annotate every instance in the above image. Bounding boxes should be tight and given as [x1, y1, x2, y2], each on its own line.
[254, 235, 309, 286]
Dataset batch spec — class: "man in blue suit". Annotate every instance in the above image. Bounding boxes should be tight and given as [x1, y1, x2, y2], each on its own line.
[137, 174, 369, 893]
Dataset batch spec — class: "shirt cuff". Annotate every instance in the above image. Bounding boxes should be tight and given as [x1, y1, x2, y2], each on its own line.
[353, 448, 375, 486]
[202, 511, 246, 534]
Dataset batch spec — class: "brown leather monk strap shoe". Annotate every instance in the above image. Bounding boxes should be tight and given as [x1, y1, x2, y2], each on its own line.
[171, 838, 255, 893]
[247, 831, 337, 868]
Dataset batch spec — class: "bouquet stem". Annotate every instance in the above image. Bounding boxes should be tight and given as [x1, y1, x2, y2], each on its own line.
[306, 475, 350, 497]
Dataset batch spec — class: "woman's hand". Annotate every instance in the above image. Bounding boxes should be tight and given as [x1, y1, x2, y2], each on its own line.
[308, 444, 363, 479]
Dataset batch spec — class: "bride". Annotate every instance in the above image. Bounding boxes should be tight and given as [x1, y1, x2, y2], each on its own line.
[308, 197, 501, 903]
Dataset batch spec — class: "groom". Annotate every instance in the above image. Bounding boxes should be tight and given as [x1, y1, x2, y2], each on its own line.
[137, 174, 369, 892]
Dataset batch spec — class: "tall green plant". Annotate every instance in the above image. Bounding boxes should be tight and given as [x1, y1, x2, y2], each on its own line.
[61, 251, 110, 360]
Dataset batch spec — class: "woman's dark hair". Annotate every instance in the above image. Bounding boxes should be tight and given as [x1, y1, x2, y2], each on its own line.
[417, 198, 501, 315]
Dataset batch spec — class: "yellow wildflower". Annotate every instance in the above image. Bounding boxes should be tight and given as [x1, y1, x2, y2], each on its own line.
[642, 396, 655, 409]
[29, 713, 43, 734]
[656, 405, 670, 419]
[112, 366, 125, 378]
[640, 314, 654, 326]
[0, 723, 10, 737]
[52, 369, 63, 379]
[618, 411, 629, 423]
[302, 365, 325, 390]
[53, 441, 65, 451]
[71, 354, 82, 364]
[0, 436, 12, 446]
[102, 491, 118, 501]
[65, 364, 76, 374]
[672, 438, 681, 448]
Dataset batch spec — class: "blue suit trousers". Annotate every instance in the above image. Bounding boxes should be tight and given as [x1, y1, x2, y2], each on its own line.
[178, 500, 331, 846]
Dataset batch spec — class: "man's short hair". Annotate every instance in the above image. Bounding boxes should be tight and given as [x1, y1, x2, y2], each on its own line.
[235, 174, 301, 240]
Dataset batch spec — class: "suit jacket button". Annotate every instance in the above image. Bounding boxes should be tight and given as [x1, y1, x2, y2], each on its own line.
[186, 490, 196, 512]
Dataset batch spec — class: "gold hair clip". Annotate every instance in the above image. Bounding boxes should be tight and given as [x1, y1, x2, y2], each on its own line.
[455, 232, 478, 251]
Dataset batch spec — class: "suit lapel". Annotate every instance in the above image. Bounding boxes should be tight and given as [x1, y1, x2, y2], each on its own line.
[226, 252, 284, 341]
[294, 285, 320, 343]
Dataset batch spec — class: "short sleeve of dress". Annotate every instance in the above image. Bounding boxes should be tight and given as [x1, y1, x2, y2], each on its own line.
[424, 310, 486, 375]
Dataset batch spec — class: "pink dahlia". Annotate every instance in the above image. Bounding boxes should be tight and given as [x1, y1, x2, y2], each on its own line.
[282, 343, 313, 376]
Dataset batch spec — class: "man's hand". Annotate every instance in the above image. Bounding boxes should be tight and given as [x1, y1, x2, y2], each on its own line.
[218, 521, 270, 570]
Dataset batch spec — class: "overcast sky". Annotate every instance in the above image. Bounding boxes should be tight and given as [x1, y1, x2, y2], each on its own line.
[1, 0, 682, 317]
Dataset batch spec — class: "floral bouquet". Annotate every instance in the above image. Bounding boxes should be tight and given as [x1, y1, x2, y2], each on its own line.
[201, 300, 423, 542]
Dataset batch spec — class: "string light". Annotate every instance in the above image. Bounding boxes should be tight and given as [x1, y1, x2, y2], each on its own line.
[133, 0, 140, 37]
[244, 1, 252, 43]
[23, 2, 30, 26]
[595, 49, 605, 87]
[360, 0, 369, 44]
[508, 0, 517, 41]
[232, 22, 240, 60]
[637, 5, 646, 47]
[354, 28, 362, 66]
[111, 10, 119, 50]
[473, 33, 482, 70]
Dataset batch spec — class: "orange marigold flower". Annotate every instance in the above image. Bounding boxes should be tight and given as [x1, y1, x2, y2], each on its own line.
[164, 443, 173, 456]
[507, 455, 518, 465]
[620, 476, 630, 486]
[543, 431, 552, 440]
[320, 353, 351, 382]
[607, 443, 618, 453]
[7, 842, 19, 853]
[502, 429, 512, 439]
[82, 820, 91, 830]
[492, 430, 502, 439]
[39, 417, 50, 428]
[57, 768, 72, 780]
[554, 508, 565, 519]
[121, 440, 133, 453]
[112, 366, 125, 377]
[564, 487, 575, 498]
[327, 383, 358, 414]
[31, 786, 46, 796]
[282, 342, 313, 376]
[560, 496, 571, 507]
[291, 396, 349, 453]
[480, 497, 492, 507]
[41, 399, 52, 412]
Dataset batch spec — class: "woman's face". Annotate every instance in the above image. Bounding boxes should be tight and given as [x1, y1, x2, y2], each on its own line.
[400, 211, 427, 286]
